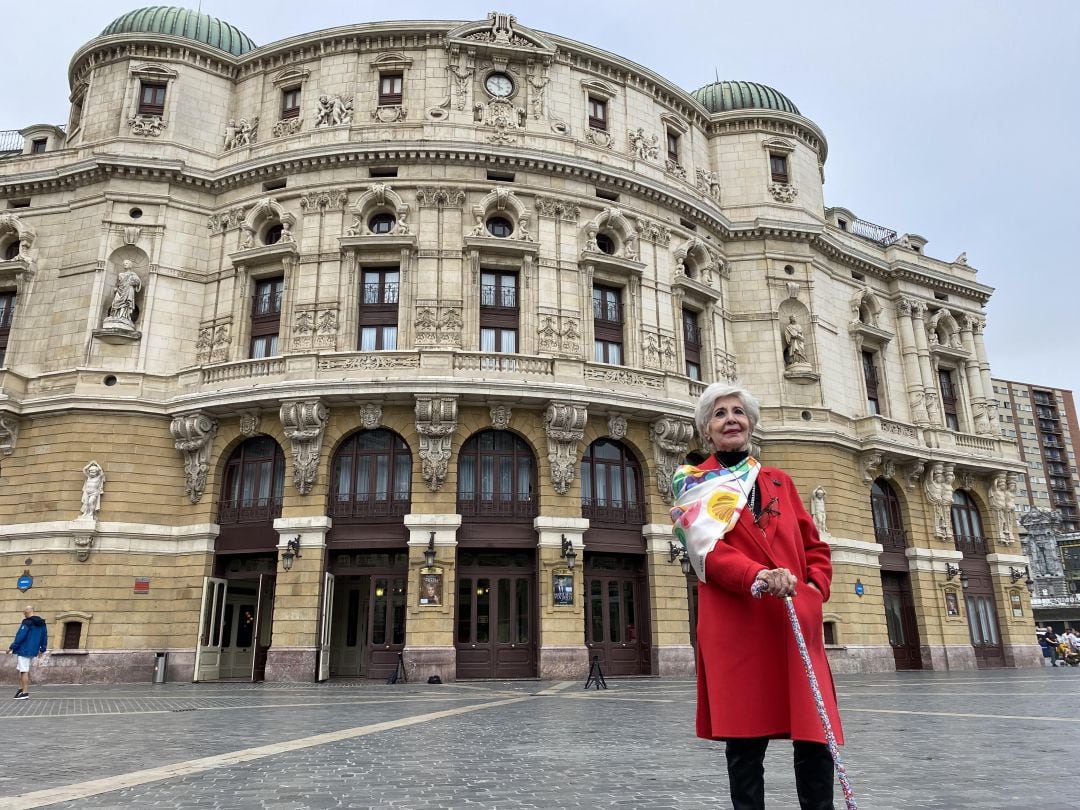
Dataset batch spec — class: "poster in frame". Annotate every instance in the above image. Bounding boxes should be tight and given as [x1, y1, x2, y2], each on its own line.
[553, 572, 574, 606]
[419, 571, 443, 606]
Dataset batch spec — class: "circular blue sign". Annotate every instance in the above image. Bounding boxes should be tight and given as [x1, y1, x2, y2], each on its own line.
[854, 580, 864, 597]
[17, 574, 32, 592]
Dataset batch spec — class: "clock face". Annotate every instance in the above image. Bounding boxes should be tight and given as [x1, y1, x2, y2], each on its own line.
[485, 73, 514, 98]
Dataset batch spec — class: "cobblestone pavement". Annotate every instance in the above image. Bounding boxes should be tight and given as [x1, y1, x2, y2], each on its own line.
[1, 669, 1079, 809]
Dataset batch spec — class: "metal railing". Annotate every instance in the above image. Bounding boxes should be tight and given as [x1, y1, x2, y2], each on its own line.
[480, 285, 516, 308]
[874, 527, 909, 553]
[0, 130, 23, 153]
[457, 494, 538, 519]
[954, 533, 988, 556]
[362, 282, 399, 305]
[329, 495, 410, 519]
[252, 290, 283, 316]
[844, 216, 900, 247]
[581, 497, 644, 525]
[218, 497, 284, 524]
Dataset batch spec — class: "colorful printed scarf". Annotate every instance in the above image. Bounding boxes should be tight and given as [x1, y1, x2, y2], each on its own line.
[670, 456, 761, 582]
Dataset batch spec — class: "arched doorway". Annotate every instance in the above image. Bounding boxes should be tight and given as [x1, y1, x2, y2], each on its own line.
[198, 436, 285, 682]
[871, 478, 922, 669]
[951, 490, 1005, 668]
[581, 439, 651, 676]
[325, 428, 412, 680]
[455, 430, 538, 679]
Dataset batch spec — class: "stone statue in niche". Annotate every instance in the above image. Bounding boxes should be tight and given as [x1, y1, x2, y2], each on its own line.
[782, 315, 808, 366]
[104, 260, 141, 330]
[79, 461, 105, 520]
[810, 486, 828, 535]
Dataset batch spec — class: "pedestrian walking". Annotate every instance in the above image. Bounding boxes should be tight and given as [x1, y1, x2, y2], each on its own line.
[7, 605, 47, 699]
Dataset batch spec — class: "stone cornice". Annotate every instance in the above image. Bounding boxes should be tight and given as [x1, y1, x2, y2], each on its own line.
[69, 33, 241, 88]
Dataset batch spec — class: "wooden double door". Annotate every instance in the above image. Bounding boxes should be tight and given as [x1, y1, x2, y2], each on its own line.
[326, 551, 409, 680]
[455, 550, 536, 679]
[881, 571, 923, 670]
[194, 574, 275, 682]
[584, 553, 651, 676]
[960, 565, 1005, 669]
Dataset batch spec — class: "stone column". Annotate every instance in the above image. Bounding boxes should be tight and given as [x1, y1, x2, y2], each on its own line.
[959, 316, 990, 434]
[896, 298, 929, 424]
[266, 515, 332, 682]
[535, 516, 590, 679]
[643, 524, 695, 677]
[910, 302, 940, 425]
[971, 318, 997, 425]
[403, 513, 462, 683]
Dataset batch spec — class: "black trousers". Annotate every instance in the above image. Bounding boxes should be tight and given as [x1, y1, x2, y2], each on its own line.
[725, 737, 834, 810]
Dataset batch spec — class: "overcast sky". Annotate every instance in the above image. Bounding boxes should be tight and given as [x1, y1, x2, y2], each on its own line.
[4, 1, 1078, 398]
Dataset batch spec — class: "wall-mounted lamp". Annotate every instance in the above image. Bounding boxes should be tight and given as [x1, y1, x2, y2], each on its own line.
[281, 535, 302, 572]
[945, 563, 969, 590]
[424, 532, 437, 568]
[560, 534, 577, 570]
[669, 541, 692, 576]
[1009, 565, 1030, 584]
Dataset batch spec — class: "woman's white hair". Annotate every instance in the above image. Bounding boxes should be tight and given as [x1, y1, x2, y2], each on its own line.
[694, 383, 761, 449]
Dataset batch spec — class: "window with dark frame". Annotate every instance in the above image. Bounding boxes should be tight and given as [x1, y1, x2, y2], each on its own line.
[138, 82, 167, 116]
[580, 439, 643, 525]
[486, 217, 514, 238]
[30, 138, 47, 154]
[682, 308, 701, 381]
[951, 489, 987, 556]
[870, 478, 908, 552]
[368, 212, 396, 234]
[480, 270, 518, 354]
[250, 276, 284, 359]
[378, 73, 403, 106]
[769, 153, 789, 183]
[666, 130, 680, 164]
[358, 268, 399, 351]
[281, 87, 301, 119]
[0, 291, 15, 367]
[862, 350, 881, 415]
[2, 242, 19, 261]
[218, 436, 286, 524]
[939, 368, 960, 430]
[62, 621, 82, 650]
[593, 284, 623, 365]
[594, 233, 615, 255]
[263, 223, 283, 245]
[588, 96, 607, 131]
[329, 429, 412, 520]
[457, 430, 537, 520]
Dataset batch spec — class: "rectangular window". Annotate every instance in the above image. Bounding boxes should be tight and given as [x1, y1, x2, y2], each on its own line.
[378, 73, 403, 106]
[588, 97, 607, 131]
[358, 268, 399, 350]
[0, 291, 14, 367]
[666, 130, 680, 163]
[862, 350, 880, 415]
[939, 368, 960, 430]
[683, 308, 701, 380]
[769, 153, 789, 183]
[479, 270, 519, 354]
[281, 87, 301, 119]
[138, 82, 167, 116]
[250, 277, 284, 359]
[30, 138, 47, 154]
[592, 285, 623, 365]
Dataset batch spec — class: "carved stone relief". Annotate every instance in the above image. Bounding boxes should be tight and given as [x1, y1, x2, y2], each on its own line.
[585, 128, 615, 150]
[859, 452, 883, 483]
[607, 415, 628, 441]
[280, 399, 329, 495]
[272, 117, 303, 137]
[0, 415, 18, 456]
[651, 417, 695, 504]
[642, 331, 676, 372]
[544, 402, 587, 495]
[627, 128, 659, 160]
[490, 405, 512, 431]
[299, 190, 348, 212]
[128, 115, 166, 136]
[223, 116, 258, 150]
[239, 411, 261, 436]
[769, 182, 798, 203]
[170, 413, 218, 504]
[79, 461, 105, 521]
[696, 169, 721, 202]
[315, 95, 353, 127]
[904, 460, 925, 490]
[416, 187, 466, 208]
[372, 105, 407, 123]
[415, 396, 458, 492]
[665, 160, 687, 180]
[535, 197, 580, 221]
[196, 321, 231, 364]
[359, 403, 383, 430]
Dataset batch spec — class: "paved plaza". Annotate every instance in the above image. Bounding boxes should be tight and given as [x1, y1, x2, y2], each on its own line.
[0, 669, 1078, 809]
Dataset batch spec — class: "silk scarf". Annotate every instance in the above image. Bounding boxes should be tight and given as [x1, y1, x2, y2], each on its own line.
[670, 456, 761, 582]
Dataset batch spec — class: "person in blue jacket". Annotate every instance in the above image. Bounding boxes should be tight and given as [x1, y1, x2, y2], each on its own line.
[7, 605, 47, 699]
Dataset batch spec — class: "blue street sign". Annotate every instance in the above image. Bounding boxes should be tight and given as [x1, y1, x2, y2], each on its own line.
[854, 579, 864, 597]
[17, 574, 32, 592]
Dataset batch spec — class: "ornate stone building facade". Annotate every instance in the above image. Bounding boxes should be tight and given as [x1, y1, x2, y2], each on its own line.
[0, 8, 1040, 683]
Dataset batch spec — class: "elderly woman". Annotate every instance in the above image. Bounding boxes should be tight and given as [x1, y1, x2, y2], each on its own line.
[671, 382, 842, 810]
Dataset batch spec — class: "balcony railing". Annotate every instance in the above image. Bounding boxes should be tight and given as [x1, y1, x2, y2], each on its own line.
[329, 495, 410, 520]
[201, 357, 285, 385]
[218, 497, 283, 525]
[457, 494, 538, 519]
[480, 285, 517, 308]
[582, 497, 644, 525]
[845, 216, 900, 247]
[253, 290, 283, 317]
[362, 282, 399, 305]
[874, 527, 908, 553]
[954, 533, 988, 556]
[453, 352, 553, 375]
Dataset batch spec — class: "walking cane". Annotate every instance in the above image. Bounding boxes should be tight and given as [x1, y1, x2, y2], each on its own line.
[752, 580, 857, 810]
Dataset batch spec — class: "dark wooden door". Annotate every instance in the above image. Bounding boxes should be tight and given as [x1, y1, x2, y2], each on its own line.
[881, 571, 922, 670]
[455, 570, 535, 679]
[961, 568, 1005, 668]
[585, 559, 651, 676]
[365, 574, 407, 679]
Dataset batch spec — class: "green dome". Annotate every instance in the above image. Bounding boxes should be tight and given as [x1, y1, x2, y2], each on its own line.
[692, 81, 800, 116]
[101, 6, 255, 56]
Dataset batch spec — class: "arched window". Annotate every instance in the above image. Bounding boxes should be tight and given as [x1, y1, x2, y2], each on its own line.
[580, 439, 643, 525]
[457, 430, 537, 519]
[870, 479, 907, 552]
[218, 436, 285, 524]
[951, 490, 987, 556]
[329, 429, 411, 519]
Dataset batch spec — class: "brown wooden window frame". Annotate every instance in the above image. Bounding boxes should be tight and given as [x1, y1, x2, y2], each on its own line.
[666, 130, 680, 164]
[281, 87, 302, 120]
[218, 436, 286, 525]
[593, 284, 623, 365]
[138, 82, 167, 116]
[480, 270, 519, 354]
[329, 429, 412, 521]
[580, 439, 644, 526]
[250, 276, 284, 359]
[358, 267, 400, 351]
[0, 291, 15, 368]
[378, 72, 403, 106]
[30, 138, 47, 154]
[456, 430, 538, 521]
[939, 368, 960, 431]
[682, 308, 701, 381]
[769, 152, 789, 184]
[588, 96, 608, 131]
[862, 350, 881, 415]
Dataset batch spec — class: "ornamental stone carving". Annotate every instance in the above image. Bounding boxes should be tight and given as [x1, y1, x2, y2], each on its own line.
[128, 115, 166, 136]
[665, 160, 687, 180]
[74, 534, 95, 563]
[280, 399, 329, 495]
[317, 354, 420, 370]
[272, 117, 303, 137]
[0, 415, 19, 456]
[239, 411, 261, 436]
[627, 128, 659, 160]
[315, 94, 353, 127]
[989, 472, 1017, 543]
[372, 105, 407, 123]
[769, 182, 798, 203]
[535, 196, 580, 221]
[544, 402, 587, 495]
[299, 189, 348, 212]
[170, 413, 218, 504]
[859, 452, 883, 483]
[79, 461, 105, 521]
[923, 461, 953, 539]
[359, 403, 383, 430]
[416, 187, 466, 208]
[585, 128, 615, 150]
[696, 169, 721, 202]
[537, 316, 559, 353]
[651, 417, 695, 504]
[415, 396, 458, 492]
[810, 487, 828, 535]
[607, 415, 627, 440]
[223, 116, 258, 150]
[904, 460, 925, 490]
[490, 405, 512, 431]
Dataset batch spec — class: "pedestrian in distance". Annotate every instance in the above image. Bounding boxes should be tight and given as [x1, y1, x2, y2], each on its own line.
[671, 383, 843, 810]
[7, 605, 47, 699]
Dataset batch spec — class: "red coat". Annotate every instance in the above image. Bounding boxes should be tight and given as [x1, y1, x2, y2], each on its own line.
[695, 457, 843, 745]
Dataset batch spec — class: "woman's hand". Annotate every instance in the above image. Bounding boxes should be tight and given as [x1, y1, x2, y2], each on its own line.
[754, 567, 798, 598]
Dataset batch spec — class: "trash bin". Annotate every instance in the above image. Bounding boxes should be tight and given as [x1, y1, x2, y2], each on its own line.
[152, 652, 168, 684]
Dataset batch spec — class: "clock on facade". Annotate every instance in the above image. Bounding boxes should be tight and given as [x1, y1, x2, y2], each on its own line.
[484, 72, 514, 98]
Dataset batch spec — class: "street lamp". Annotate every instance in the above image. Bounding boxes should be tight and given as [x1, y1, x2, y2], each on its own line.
[424, 532, 437, 568]
[945, 563, 969, 589]
[560, 535, 577, 570]
[669, 541, 692, 576]
[281, 535, 301, 572]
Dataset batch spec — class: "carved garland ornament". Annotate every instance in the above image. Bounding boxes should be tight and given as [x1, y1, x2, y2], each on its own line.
[651, 417, 695, 504]
[544, 402, 587, 495]
[280, 400, 329, 495]
[170, 413, 219, 504]
[415, 396, 458, 492]
[0, 415, 18, 456]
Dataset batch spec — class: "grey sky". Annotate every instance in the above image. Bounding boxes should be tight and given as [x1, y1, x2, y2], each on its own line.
[5, 1, 1078, 396]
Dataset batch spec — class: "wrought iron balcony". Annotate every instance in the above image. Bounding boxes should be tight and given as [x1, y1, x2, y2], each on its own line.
[218, 497, 284, 525]
[843, 216, 899, 247]
[457, 493, 538, 520]
[954, 533, 988, 556]
[329, 495, 410, 520]
[874, 527, 909, 553]
[581, 497, 645, 525]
